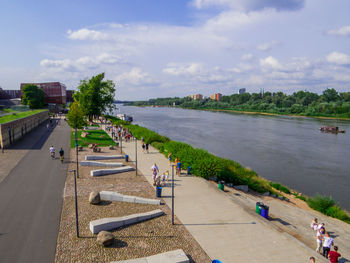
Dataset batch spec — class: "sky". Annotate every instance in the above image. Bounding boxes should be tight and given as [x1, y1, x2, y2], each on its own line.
[0, 0, 350, 100]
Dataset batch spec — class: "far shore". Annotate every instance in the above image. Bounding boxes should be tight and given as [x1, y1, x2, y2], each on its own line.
[131, 105, 350, 121]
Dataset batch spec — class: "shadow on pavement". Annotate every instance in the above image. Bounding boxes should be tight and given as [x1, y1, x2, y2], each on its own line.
[181, 222, 256, 226]
[8, 119, 61, 150]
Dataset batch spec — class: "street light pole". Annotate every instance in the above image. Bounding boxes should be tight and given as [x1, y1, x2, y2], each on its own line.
[171, 164, 175, 225]
[120, 135, 122, 154]
[135, 138, 137, 176]
[70, 169, 79, 238]
[75, 127, 79, 178]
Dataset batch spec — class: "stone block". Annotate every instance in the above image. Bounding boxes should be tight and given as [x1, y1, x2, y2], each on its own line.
[91, 166, 134, 177]
[89, 191, 101, 205]
[100, 191, 123, 202]
[111, 249, 189, 263]
[81, 161, 124, 167]
[233, 185, 249, 192]
[122, 195, 136, 203]
[90, 209, 164, 234]
[96, 231, 115, 247]
[86, 155, 124, 161]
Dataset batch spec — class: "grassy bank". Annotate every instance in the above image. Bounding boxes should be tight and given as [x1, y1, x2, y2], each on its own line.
[70, 129, 116, 148]
[0, 109, 47, 124]
[107, 115, 350, 224]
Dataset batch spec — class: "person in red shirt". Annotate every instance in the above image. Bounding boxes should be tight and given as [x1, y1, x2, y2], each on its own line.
[328, 246, 341, 263]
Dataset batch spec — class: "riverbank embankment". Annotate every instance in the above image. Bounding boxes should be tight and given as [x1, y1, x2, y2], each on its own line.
[104, 129, 336, 263]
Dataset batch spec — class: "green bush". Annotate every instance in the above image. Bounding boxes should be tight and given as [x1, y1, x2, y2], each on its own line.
[307, 195, 335, 214]
[326, 206, 350, 222]
[293, 193, 307, 201]
[269, 182, 291, 194]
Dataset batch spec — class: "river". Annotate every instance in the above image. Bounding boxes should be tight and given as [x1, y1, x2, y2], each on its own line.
[116, 105, 350, 211]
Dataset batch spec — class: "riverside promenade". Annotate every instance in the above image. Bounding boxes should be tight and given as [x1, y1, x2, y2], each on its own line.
[116, 138, 328, 263]
[0, 119, 70, 263]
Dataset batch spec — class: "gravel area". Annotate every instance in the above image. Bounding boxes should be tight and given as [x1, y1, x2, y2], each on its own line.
[55, 146, 210, 263]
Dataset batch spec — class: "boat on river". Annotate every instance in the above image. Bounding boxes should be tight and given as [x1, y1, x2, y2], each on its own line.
[320, 126, 345, 133]
[116, 113, 133, 122]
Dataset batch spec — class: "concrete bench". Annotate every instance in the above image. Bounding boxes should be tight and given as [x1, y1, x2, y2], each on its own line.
[100, 191, 160, 205]
[85, 155, 124, 161]
[90, 167, 134, 177]
[111, 249, 190, 263]
[81, 161, 124, 167]
[89, 209, 164, 234]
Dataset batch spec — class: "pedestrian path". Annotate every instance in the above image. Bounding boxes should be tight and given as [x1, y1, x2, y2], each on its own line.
[103, 131, 328, 263]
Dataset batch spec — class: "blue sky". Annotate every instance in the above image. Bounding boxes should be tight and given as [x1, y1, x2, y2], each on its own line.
[1, 0, 350, 100]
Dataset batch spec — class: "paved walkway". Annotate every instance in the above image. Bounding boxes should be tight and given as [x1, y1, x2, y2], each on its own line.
[113, 137, 328, 263]
[0, 119, 70, 263]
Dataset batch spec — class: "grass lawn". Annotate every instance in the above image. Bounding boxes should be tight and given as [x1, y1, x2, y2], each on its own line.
[0, 109, 47, 124]
[70, 129, 116, 148]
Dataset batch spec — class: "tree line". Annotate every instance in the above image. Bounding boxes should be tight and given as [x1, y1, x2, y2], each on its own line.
[131, 88, 350, 118]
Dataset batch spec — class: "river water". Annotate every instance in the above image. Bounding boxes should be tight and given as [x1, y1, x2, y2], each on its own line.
[116, 105, 350, 211]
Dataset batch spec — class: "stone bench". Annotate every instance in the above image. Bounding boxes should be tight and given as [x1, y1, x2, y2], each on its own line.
[100, 191, 160, 205]
[91, 167, 134, 177]
[111, 249, 190, 263]
[89, 209, 164, 234]
[81, 161, 124, 167]
[85, 155, 124, 161]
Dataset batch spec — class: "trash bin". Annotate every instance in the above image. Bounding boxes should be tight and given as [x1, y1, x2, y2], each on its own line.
[256, 202, 263, 214]
[116, 142, 119, 147]
[260, 205, 269, 219]
[212, 260, 223, 263]
[187, 166, 192, 175]
[125, 154, 129, 162]
[218, 181, 225, 191]
[156, 186, 162, 198]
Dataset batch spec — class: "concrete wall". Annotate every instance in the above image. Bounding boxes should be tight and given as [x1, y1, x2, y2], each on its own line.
[0, 110, 49, 148]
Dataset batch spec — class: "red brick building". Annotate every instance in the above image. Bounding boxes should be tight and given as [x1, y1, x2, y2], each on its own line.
[20, 82, 67, 104]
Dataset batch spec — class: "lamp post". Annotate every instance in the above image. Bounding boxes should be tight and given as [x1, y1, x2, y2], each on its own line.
[120, 135, 122, 154]
[171, 164, 175, 225]
[135, 138, 137, 176]
[69, 169, 79, 237]
[74, 127, 79, 178]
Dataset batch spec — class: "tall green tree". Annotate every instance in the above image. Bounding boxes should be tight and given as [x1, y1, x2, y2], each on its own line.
[66, 102, 87, 129]
[74, 73, 115, 120]
[22, 84, 45, 109]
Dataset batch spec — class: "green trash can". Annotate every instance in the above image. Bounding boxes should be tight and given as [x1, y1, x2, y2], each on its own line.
[218, 181, 225, 191]
[256, 202, 263, 214]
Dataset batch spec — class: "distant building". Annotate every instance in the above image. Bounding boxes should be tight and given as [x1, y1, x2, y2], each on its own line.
[189, 94, 203, 100]
[66, 90, 74, 103]
[239, 88, 246, 94]
[0, 88, 21, 99]
[210, 93, 222, 102]
[20, 82, 67, 105]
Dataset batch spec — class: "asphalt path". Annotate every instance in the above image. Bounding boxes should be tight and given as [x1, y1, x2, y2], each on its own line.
[0, 119, 70, 263]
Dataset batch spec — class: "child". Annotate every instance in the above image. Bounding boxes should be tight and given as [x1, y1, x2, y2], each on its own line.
[161, 170, 169, 185]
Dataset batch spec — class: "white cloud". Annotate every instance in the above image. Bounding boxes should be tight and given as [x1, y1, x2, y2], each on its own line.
[327, 26, 350, 37]
[163, 63, 204, 76]
[192, 0, 305, 12]
[67, 28, 109, 41]
[326, 52, 350, 65]
[115, 68, 155, 86]
[257, 41, 279, 51]
[241, 53, 254, 61]
[260, 56, 282, 70]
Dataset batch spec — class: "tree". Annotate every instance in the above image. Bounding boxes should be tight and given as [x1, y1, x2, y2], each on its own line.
[322, 88, 339, 102]
[74, 73, 115, 120]
[22, 84, 45, 109]
[66, 102, 86, 129]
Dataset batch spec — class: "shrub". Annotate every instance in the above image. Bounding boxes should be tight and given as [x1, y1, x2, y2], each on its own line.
[307, 195, 336, 214]
[293, 193, 307, 201]
[269, 182, 291, 194]
[326, 206, 350, 222]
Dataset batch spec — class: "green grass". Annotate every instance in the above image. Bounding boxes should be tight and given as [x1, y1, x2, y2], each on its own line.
[269, 182, 291, 194]
[70, 129, 116, 148]
[293, 193, 307, 201]
[0, 109, 47, 124]
[307, 195, 350, 223]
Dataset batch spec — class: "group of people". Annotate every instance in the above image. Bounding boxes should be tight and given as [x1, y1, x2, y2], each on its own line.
[141, 138, 150, 153]
[150, 163, 169, 186]
[49, 145, 65, 162]
[310, 218, 341, 262]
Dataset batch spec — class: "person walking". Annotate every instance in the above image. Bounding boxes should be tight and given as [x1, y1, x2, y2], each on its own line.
[322, 232, 334, 258]
[142, 143, 145, 153]
[328, 246, 341, 263]
[176, 159, 182, 176]
[310, 218, 318, 231]
[316, 226, 325, 254]
[59, 148, 64, 163]
[145, 143, 149, 154]
[151, 163, 159, 186]
[168, 152, 172, 165]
